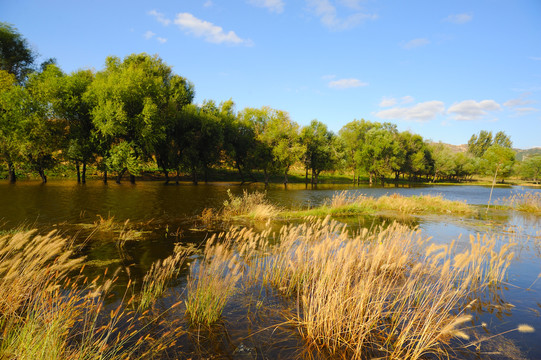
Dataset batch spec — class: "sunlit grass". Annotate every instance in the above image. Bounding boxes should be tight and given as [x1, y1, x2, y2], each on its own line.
[503, 192, 541, 215]
[221, 189, 279, 220]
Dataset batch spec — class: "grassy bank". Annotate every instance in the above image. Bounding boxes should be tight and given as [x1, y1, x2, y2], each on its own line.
[218, 190, 474, 221]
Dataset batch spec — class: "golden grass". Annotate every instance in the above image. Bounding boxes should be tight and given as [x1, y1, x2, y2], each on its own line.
[503, 192, 541, 215]
[185, 230, 244, 326]
[282, 191, 473, 219]
[237, 216, 515, 359]
[221, 189, 279, 220]
[0, 230, 184, 359]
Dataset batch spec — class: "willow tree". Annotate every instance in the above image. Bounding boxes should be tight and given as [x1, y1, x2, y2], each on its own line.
[86, 53, 194, 183]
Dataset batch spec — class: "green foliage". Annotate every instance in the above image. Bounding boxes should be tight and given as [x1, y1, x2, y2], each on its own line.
[301, 120, 337, 184]
[481, 144, 515, 182]
[519, 155, 541, 183]
[0, 22, 35, 83]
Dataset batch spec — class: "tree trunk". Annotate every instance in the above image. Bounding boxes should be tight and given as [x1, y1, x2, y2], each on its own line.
[116, 168, 127, 184]
[176, 168, 180, 185]
[284, 166, 289, 187]
[236, 162, 245, 184]
[263, 168, 269, 186]
[82, 162, 87, 184]
[103, 168, 108, 184]
[163, 168, 170, 184]
[38, 168, 47, 183]
[369, 172, 373, 185]
[192, 167, 198, 185]
[204, 166, 209, 183]
[7, 161, 16, 183]
[75, 161, 81, 183]
[130, 174, 136, 184]
[305, 168, 309, 188]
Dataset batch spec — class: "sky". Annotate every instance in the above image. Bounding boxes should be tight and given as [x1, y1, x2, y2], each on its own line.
[2, 0, 541, 148]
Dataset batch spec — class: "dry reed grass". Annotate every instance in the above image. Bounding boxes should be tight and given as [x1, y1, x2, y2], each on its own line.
[185, 230, 245, 326]
[221, 189, 279, 220]
[236, 216, 516, 359]
[0, 229, 185, 359]
[503, 192, 541, 215]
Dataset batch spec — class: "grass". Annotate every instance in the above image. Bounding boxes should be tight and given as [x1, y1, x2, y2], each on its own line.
[502, 192, 541, 215]
[283, 191, 473, 218]
[221, 189, 279, 220]
[238, 217, 517, 359]
[185, 230, 244, 326]
[0, 215, 530, 359]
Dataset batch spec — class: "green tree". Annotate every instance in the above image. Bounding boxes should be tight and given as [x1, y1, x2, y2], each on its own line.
[481, 145, 515, 183]
[87, 53, 192, 183]
[55, 69, 95, 183]
[20, 63, 67, 182]
[468, 130, 493, 157]
[0, 70, 25, 182]
[430, 143, 455, 181]
[338, 119, 378, 185]
[520, 155, 541, 184]
[300, 120, 336, 186]
[0, 22, 35, 83]
[357, 127, 401, 185]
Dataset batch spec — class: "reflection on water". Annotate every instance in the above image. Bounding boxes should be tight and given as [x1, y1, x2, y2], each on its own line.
[1, 180, 541, 359]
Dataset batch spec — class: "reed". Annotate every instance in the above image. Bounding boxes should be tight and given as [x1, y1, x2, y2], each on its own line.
[221, 189, 278, 220]
[185, 231, 244, 326]
[503, 192, 541, 214]
[0, 229, 183, 359]
[240, 216, 515, 359]
[139, 243, 194, 311]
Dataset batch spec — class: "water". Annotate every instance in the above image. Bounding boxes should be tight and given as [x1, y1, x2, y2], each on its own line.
[1, 180, 540, 359]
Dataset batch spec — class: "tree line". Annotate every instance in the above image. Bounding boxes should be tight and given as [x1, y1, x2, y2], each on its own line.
[1, 23, 539, 185]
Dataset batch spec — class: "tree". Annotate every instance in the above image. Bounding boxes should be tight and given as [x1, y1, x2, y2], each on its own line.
[430, 143, 455, 181]
[19, 63, 67, 182]
[300, 120, 336, 186]
[338, 119, 378, 185]
[0, 70, 25, 182]
[520, 155, 541, 184]
[0, 22, 35, 83]
[482, 145, 515, 183]
[87, 53, 193, 183]
[357, 127, 401, 185]
[55, 69, 95, 183]
[468, 130, 493, 157]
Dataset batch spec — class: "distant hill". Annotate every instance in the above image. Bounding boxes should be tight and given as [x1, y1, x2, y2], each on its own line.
[515, 147, 541, 161]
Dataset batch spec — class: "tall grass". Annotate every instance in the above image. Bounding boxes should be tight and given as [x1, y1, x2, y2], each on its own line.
[185, 230, 244, 326]
[0, 230, 185, 359]
[221, 189, 278, 220]
[503, 192, 541, 215]
[240, 216, 515, 359]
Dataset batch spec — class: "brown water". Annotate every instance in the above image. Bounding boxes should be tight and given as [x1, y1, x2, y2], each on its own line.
[1, 180, 540, 359]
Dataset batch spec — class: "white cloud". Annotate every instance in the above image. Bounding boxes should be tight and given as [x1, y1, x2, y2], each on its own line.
[402, 38, 430, 49]
[375, 101, 445, 122]
[149, 10, 171, 26]
[401, 95, 414, 104]
[338, 0, 362, 10]
[203, 0, 213, 7]
[248, 0, 284, 13]
[515, 107, 539, 114]
[328, 78, 368, 89]
[444, 13, 473, 24]
[530, 56, 541, 61]
[144, 30, 156, 39]
[504, 94, 536, 107]
[174, 13, 253, 46]
[306, 0, 377, 30]
[379, 97, 397, 107]
[157, 37, 167, 43]
[447, 100, 501, 121]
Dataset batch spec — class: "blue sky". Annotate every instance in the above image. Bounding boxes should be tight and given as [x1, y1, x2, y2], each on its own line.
[3, 0, 541, 148]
